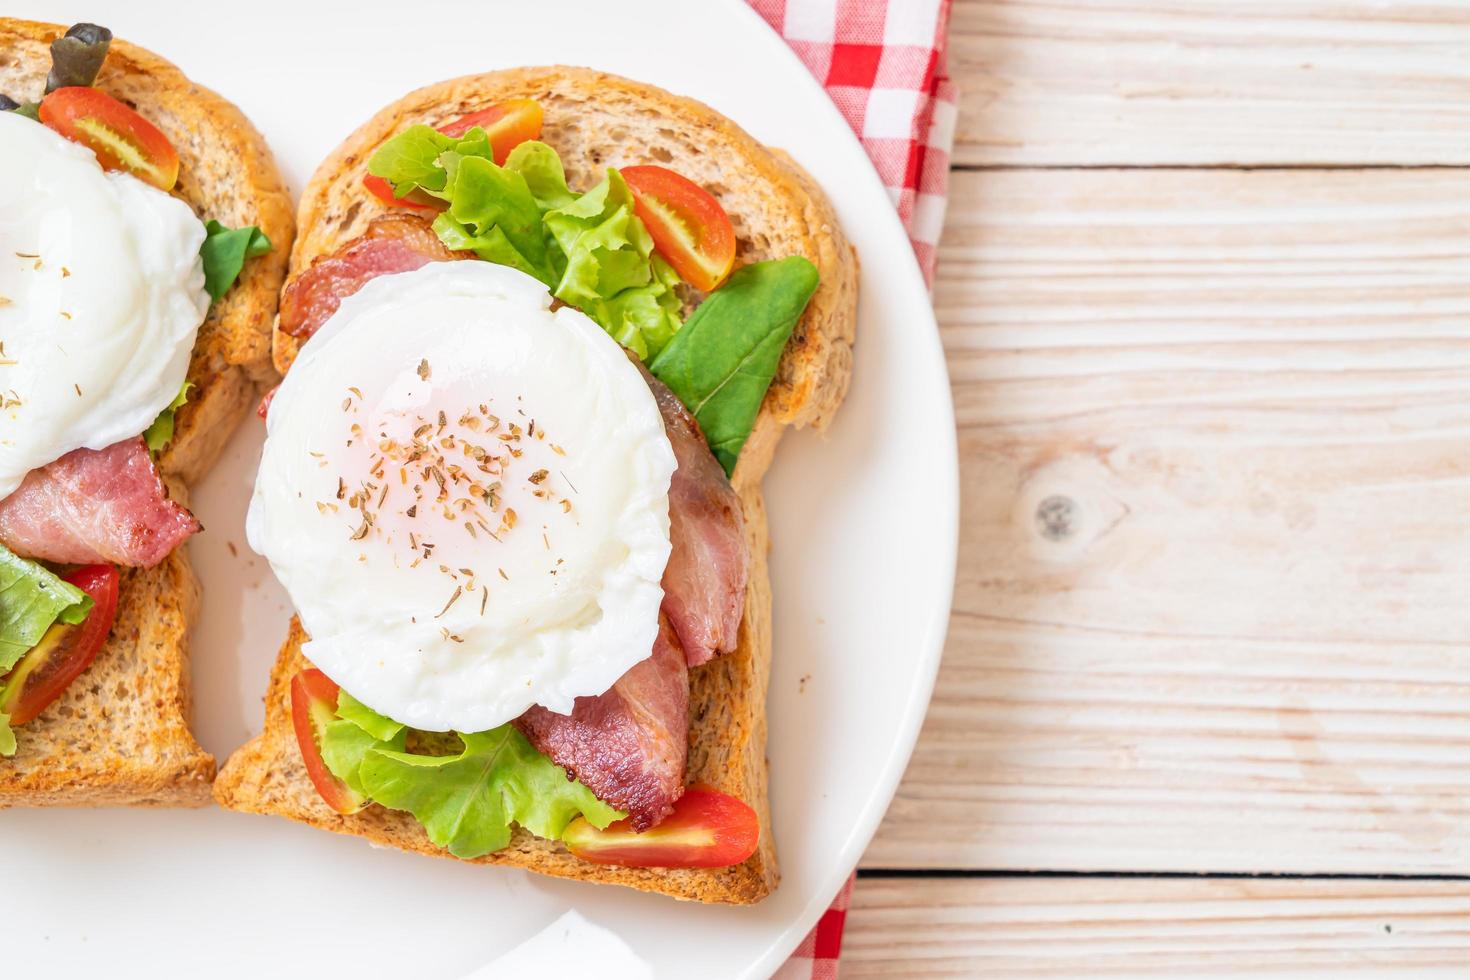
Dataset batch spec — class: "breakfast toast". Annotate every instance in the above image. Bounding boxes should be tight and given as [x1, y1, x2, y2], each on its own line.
[213, 67, 856, 901]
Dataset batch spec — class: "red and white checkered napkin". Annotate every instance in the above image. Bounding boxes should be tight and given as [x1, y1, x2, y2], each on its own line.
[747, 0, 956, 975]
[749, 0, 957, 287]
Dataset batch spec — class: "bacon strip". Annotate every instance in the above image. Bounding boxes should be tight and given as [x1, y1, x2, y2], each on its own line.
[641, 365, 749, 667]
[0, 437, 199, 567]
[278, 214, 468, 341]
[516, 616, 689, 831]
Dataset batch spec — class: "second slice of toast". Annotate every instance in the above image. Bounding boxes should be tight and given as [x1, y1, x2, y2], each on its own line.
[0, 20, 294, 807]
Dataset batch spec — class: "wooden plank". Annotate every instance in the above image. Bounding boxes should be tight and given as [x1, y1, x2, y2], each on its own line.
[864, 168, 1470, 873]
[844, 877, 1470, 977]
[950, 1, 1470, 166]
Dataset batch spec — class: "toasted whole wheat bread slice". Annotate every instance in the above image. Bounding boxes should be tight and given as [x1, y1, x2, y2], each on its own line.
[0, 20, 293, 806]
[213, 67, 858, 901]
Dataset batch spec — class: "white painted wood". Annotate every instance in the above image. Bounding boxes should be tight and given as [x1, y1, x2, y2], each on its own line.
[950, 1, 1470, 166]
[845, 877, 1470, 977]
[865, 169, 1470, 873]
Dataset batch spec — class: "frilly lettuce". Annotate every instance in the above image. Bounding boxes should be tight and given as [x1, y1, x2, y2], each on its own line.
[0, 545, 92, 673]
[0, 711, 14, 757]
[319, 692, 622, 858]
[543, 168, 683, 359]
[368, 130, 683, 358]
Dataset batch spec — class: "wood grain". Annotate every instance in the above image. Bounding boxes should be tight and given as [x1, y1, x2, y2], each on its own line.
[950, 1, 1470, 166]
[844, 877, 1470, 977]
[864, 168, 1470, 873]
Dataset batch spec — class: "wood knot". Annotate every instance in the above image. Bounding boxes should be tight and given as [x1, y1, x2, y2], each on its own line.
[1035, 495, 1077, 541]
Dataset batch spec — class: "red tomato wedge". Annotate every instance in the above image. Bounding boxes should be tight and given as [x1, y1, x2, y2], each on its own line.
[438, 98, 543, 163]
[39, 87, 180, 191]
[362, 174, 446, 212]
[621, 165, 736, 292]
[291, 668, 367, 815]
[0, 564, 119, 726]
[562, 785, 759, 868]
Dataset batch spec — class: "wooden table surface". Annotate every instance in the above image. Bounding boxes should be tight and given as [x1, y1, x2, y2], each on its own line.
[844, 2, 1470, 975]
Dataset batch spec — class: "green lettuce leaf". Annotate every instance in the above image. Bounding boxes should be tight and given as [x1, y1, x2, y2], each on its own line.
[318, 691, 407, 796]
[505, 140, 576, 211]
[336, 690, 406, 742]
[321, 717, 406, 797]
[367, 124, 456, 196]
[357, 726, 623, 859]
[650, 256, 820, 475]
[142, 382, 192, 453]
[544, 169, 683, 359]
[200, 220, 272, 302]
[0, 545, 93, 672]
[0, 711, 15, 758]
[433, 152, 558, 283]
[366, 130, 683, 358]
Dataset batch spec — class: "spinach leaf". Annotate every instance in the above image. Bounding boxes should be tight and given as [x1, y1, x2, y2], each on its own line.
[649, 257, 819, 475]
[200, 220, 271, 302]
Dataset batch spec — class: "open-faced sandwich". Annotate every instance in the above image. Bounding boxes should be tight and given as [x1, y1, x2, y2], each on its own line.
[214, 67, 856, 902]
[0, 20, 292, 805]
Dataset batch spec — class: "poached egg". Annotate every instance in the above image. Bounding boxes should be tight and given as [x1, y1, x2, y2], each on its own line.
[0, 112, 209, 496]
[248, 261, 676, 732]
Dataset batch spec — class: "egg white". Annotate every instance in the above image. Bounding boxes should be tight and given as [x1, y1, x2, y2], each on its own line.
[248, 261, 676, 732]
[0, 113, 208, 496]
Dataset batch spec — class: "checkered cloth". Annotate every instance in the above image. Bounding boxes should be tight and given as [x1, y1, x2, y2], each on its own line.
[747, 0, 956, 975]
[749, 0, 957, 286]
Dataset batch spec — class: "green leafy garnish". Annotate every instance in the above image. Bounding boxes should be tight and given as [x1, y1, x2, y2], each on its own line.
[0, 545, 92, 673]
[542, 168, 683, 359]
[368, 132, 683, 358]
[335, 690, 406, 742]
[650, 257, 820, 475]
[358, 726, 623, 859]
[0, 712, 15, 758]
[319, 698, 623, 859]
[142, 382, 192, 453]
[45, 23, 113, 93]
[200, 220, 271, 302]
[2, 98, 39, 121]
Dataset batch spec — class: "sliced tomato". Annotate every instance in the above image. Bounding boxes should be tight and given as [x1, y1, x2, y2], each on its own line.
[0, 564, 119, 726]
[362, 174, 446, 212]
[563, 785, 759, 868]
[620, 165, 736, 292]
[438, 98, 543, 163]
[39, 87, 179, 191]
[291, 668, 367, 815]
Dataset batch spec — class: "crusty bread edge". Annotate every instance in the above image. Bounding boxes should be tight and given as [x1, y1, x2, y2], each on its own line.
[215, 67, 858, 901]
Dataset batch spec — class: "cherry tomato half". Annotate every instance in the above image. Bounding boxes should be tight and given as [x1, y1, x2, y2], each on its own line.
[620, 165, 736, 292]
[0, 564, 119, 726]
[438, 98, 543, 163]
[562, 785, 760, 868]
[39, 87, 180, 191]
[291, 668, 368, 815]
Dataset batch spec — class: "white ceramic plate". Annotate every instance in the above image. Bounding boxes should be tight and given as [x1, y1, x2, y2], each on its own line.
[3, 2, 956, 976]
